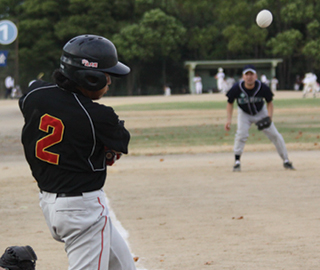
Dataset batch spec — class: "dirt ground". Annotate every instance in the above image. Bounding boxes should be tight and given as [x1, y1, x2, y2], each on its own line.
[0, 91, 319, 270]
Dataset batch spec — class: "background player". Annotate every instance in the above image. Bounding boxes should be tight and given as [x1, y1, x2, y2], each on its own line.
[4, 75, 14, 99]
[19, 35, 136, 270]
[193, 74, 203, 94]
[215, 67, 227, 92]
[302, 72, 318, 98]
[224, 64, 295, 172]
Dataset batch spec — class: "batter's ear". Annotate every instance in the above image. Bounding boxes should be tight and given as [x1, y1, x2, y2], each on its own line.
[74, 70, 107, 91]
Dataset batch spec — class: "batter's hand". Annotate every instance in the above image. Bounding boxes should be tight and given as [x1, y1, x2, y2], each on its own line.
[104, 147, 122, 166]
[225, 122, 231, 131]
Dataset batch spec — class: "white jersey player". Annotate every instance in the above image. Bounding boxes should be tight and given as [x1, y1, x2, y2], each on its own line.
[302, 72, 318, 98]
[193, 74, 203, 94]
[215, 67, 226, 92]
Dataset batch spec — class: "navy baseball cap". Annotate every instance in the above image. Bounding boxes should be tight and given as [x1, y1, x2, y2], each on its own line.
[242, 64, 256, 74]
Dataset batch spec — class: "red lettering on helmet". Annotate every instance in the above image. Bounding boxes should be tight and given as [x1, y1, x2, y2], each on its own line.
[82, 59, 98, 68]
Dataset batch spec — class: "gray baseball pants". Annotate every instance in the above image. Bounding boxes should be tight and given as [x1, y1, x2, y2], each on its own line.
[234, 106, 289, 161]
[39, 189, 136, 270]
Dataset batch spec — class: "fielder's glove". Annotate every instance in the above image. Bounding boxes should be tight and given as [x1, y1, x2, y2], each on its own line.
[0, 245, 37, 270]
[104, 147, 122, 166]
[255, 116, 272, 131]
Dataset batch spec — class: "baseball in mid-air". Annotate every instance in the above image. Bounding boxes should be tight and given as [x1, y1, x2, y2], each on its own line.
[256, 9, 273, 28]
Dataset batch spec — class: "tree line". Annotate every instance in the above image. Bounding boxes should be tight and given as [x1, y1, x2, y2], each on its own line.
[0, 0, 319, 95]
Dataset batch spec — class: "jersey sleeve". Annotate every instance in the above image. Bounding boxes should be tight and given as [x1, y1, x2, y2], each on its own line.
[262, 84, 274, 103]
[226, 84, 238, 103]
[92, 105, 130, 154]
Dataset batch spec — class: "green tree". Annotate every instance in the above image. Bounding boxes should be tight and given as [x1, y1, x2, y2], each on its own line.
[302, 20, 320, 69]
[0, 0, 23, 18]
[222, 24, 268, 59]
[18, 0, 68, 87]
[140, 9, 186, 87]
[113, 23, 151, 95]
[15, 0, 135, 90]
[4, 0, 320, 95]
[54, 0, 118, 40]
[114, 8, 186, 94]
[267, 29, 303, 86]
[186, 25, 220, 59]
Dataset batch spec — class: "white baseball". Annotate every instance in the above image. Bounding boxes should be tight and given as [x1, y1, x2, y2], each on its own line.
[256, 9, 273, 28]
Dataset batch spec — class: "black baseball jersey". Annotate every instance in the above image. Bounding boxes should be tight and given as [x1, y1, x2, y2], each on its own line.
[19, 80, 130, 193]
[226, 80, 273, 115]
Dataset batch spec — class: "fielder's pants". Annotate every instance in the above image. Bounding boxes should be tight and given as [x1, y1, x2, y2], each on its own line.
[234, 106, 289, 161]
[302, 82, 317, 98]
[39, 189, 136, 270]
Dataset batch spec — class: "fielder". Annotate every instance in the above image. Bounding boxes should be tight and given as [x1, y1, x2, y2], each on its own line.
[19, 35, 136, 270]
[224, 64, 295, 172]
[302, 72, 318, 98]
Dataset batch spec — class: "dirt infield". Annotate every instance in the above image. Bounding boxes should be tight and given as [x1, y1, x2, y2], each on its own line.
[0, 91, 319, 270]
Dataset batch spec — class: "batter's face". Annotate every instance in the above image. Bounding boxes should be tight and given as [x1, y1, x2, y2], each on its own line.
[80, 73, 112, 100]
[243, 71, 257, 89]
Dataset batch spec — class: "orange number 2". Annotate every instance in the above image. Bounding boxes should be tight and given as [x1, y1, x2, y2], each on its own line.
[36, 114, 65, 165]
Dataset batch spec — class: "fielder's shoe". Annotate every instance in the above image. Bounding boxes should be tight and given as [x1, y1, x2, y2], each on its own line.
[283, 161, 295, 170]
[233, 161, 241, 172]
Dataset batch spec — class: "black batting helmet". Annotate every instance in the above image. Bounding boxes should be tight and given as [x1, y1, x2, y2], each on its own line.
[60, 34, 130, 91]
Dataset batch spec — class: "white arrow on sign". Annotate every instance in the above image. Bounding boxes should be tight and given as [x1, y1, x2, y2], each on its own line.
[0, 53, 7, 64]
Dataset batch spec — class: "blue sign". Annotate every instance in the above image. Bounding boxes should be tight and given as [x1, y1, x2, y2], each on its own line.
[0, 20, 18, 45]
[0, 50, 8, 66]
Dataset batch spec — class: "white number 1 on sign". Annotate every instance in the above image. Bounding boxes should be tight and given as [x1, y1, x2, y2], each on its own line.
[0, 24, 8, 41]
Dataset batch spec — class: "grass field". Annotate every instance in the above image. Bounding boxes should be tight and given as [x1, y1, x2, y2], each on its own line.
[1, 95, 320, 270]
[113, 98, 320, 151]
[113, 98, 320, 111]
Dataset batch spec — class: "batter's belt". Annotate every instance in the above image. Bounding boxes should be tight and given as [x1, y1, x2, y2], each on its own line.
[40, 190, 82, 197]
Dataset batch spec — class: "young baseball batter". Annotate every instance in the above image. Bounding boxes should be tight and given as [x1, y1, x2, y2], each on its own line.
[19, 35, 136, 270]
[225, 64, 295, 172]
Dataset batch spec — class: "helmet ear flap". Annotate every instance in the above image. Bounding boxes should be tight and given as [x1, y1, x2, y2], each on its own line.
[74, 70, 107, 91]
